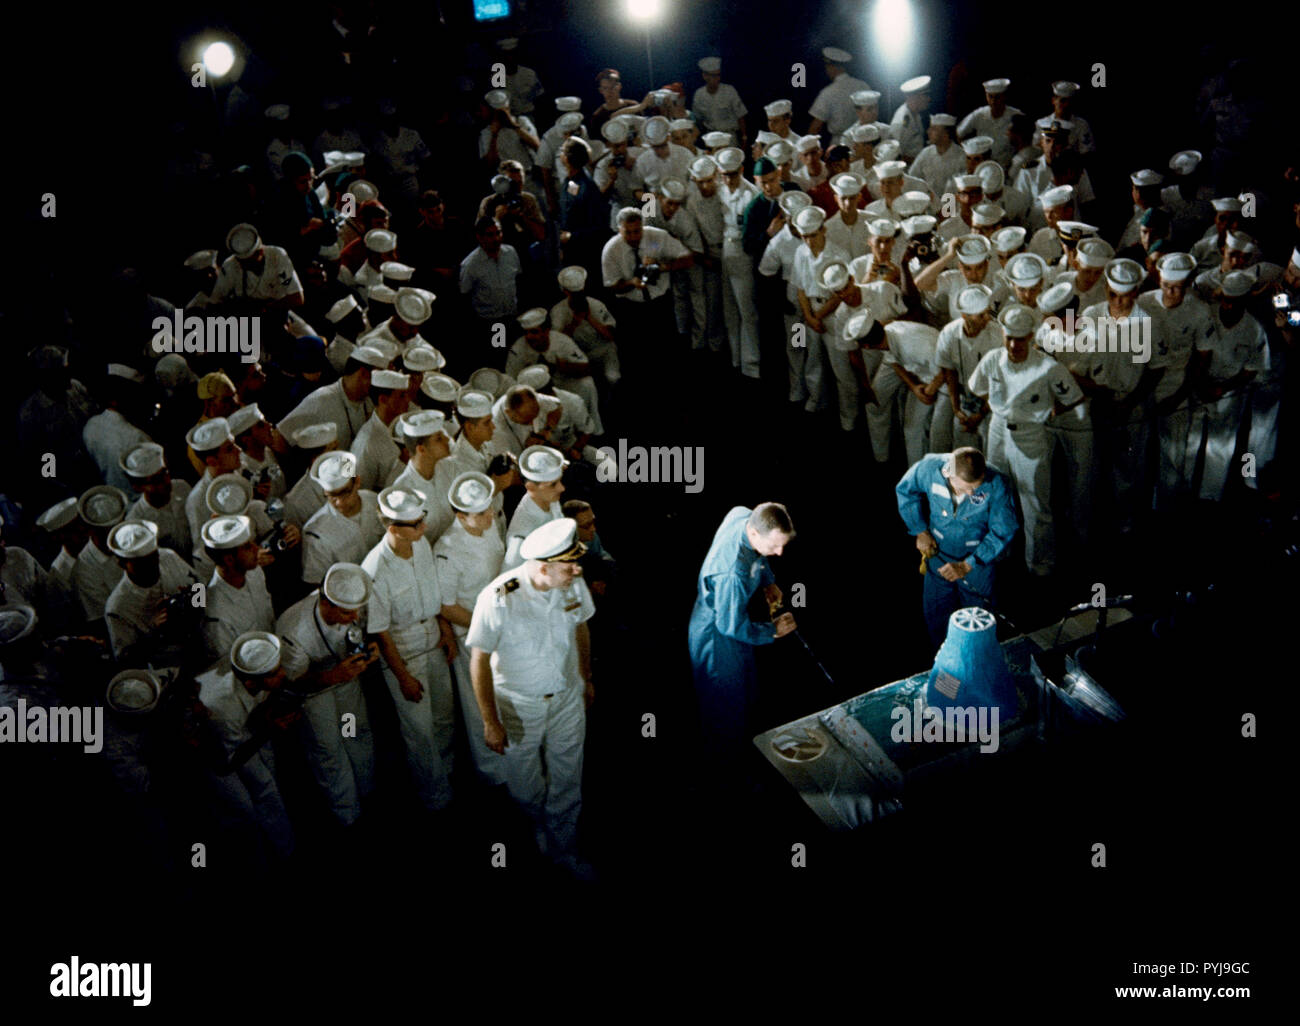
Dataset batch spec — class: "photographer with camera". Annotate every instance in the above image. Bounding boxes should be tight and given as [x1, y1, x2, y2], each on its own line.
[275, 562, 378, 828]
[104, 520, 201, 664]
[477, 161, 547, 255]
[593, 119, 646, 232]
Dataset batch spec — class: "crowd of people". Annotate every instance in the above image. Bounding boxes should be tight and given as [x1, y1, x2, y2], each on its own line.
[4, 24, 1295, 881]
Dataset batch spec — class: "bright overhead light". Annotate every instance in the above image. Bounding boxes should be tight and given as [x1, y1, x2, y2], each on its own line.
[202, 41, 235, 78]
[873, 0, 913, 59]
[625, 0, 664, 25]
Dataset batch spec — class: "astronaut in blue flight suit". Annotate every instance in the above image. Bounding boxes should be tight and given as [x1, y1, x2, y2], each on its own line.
[688, 503, 798, 785]
[895, 447, 1019, 646]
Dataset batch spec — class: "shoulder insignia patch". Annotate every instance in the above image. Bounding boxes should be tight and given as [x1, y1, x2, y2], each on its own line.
[500, 578, 520, 594]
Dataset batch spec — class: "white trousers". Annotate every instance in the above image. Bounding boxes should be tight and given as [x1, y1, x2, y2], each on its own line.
[451, 646, 507, 786]
[1154, 403, 1191, 509]
[672, 264, 707, 350]
[866, 365, 934, 465]
[824, 345, 861, 431]
[1047, 399, 1094, 543]
[722, 254, 761, 378]
[1191, 391, 1247, 501]
[301, 679, 375, 826]
[494, 684, 586, 855]
[989, 416, 1054, 574]
[207, 745, 294, 860]
[381, 620, 455, 810]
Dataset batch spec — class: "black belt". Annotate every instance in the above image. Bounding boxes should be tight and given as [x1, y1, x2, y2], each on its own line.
[543, 693, 555, 699]
[1006, 423, 1018, 431]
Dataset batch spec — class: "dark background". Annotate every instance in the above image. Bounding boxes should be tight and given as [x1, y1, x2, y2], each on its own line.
[5, 0, 1289, 1014]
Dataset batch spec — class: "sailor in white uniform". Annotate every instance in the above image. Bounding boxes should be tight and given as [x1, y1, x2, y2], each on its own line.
[300, 451, 384, 585]
[390, 409, 459, 543]
[350, 368, 412, 491]
[103, 520, 199, 662]
[956, 78, 1021, 169]
[199, 515, 277, 663]
[503, 445, 567, 571]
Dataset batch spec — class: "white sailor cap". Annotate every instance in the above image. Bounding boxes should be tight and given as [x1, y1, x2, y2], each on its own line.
[847, 255, 873, 283]
[485, 89, 509, 110]
[155, 354, 192, 390]
[226, 223, 261, 257]
[401, 409, 453, 442]
[106, 669, 162, 715]
[403, 345, 446, 373]
[201, 514, 252, 550]
[778, 190, 813, 217]
[345, 179, 379, 204]
[893, 191, 930, 218]
[874, 139, 902, 161]
[519, 444, 568, 483]
[1210, 196, 1244, 213]
[107, 363, 145, 384]
[953, 174, 982, 191]
[820, 262, 851, 292]
[1040, 184, 1074, 209]
[419, 373, 459, 404]
[319, 240, 342, 262]
[901, 214, 937, 237]
[764, 99, 793, 118]
[1130, 169, 1164, 188]
[517, 366, 551, 391]
[658, 176, 688, 201]
[1105, 258, 1145, 294]
[310, 451, 358, 493]
[555, 95, 583, 112]
[956, 234, 993, 265]
[323, 563, 370, 610]
[842, 309, 877, 343]
[846, 123, 881, 144]
[1247, 263, 1283, 288]
[862, 280, 908, 320]
[850, 89, 881, 107]
[874, 159, 907, 181]
[868, 217, 900, 238]
[982, 78, 1011, 93]
[551, 267, 587, 295]
[1076, 237, 1115, 268]
[558, 112, 584, 133]
[265, 104, 291, 120]
[120, 442, 166, 480]
[377, 486, 427, 523]
[371, 369, 411, 390]
[643, 116, 671, 145]
[830, 172, 864, 197]
[669, 118, 695, 134]
[1006, 252, 1048, 284]
[999, 303, 1037, 337]
[469, 367, 513, 398]
[231, 631, 282, 677]
[365, 228, 397, 253]
[184, 249, 218, 270]
[188, 418, 234, 453]
[961, 136, 994, 157]
[448, 471, 496, 514]
[795, 134, 821, 154]
[792, 205, 827, 235]
[765, 139, 795, 166]
[1221, 270, 1254, 299]
[393, 287, 431, 325]
[714, 147, 745, 172]
[992, 226, 1027, 254]
[1037, 281, 1075, 315]
[325, 295, 359, 324]
[1224, 230, 1256, 254]
[381, 260, 415, 282]
[929, 113, 956, 128]
[1052, 81, 1080, 97]
[1156, 252, 1196, 283]
[698, 56, 722, 74]
[690, 155, 719, 180]
[1055, 219, 1098, 242]
[287, 425, 337, 457]
[37, 497, 80, 532]
[456, 387, 495, 419]
[519, 517, 586, 563]
[107, 519, 159, 559]
[901, 75, 931, 94]
[956, 284, 994, 315]
[971, 203, 1004, 227]
[227, 404, 264, 439]
[518, 307, 549, 330]
[206, 473, 254, 516]
[1168, 150, 1202, 176]
[700, 132, 730, 151]
[350, 345, 391, 370]
[822, 46, 852, 64]
[599, 119, 628, 144]
[975, 160, 1005, 193]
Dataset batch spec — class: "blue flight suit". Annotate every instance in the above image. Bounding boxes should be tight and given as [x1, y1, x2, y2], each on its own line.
[688, 506, 778, 780]
[895, 454, 1020, 646]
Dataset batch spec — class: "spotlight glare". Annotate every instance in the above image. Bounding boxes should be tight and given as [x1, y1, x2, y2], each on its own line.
[625, 0, 664, 25]
[873, 0, 913, 56]
[202, 41, 235, 78]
